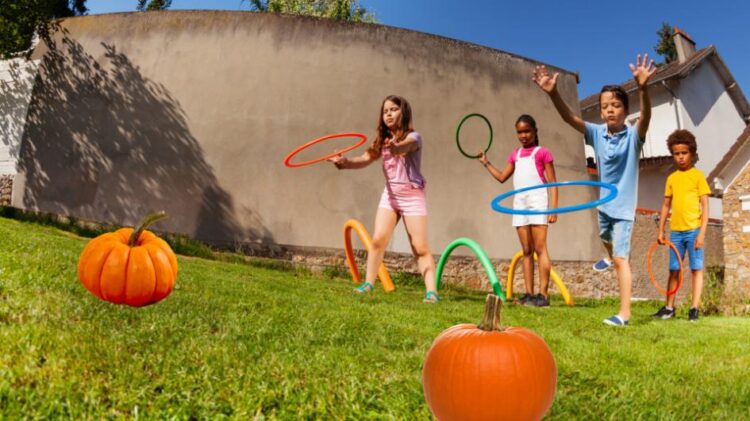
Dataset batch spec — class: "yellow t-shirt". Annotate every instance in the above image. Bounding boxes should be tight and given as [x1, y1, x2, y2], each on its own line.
[664, 167, 710, 231]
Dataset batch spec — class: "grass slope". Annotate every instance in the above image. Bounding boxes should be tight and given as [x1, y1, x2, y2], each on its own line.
[1, 217, 749, 419]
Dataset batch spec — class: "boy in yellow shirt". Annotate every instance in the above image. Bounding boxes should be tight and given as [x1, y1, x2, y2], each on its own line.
[653, 130, 710, 321]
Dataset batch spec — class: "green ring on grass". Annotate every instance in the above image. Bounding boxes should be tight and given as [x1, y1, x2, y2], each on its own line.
[435, 237, 506, 301]
[456, 113, 493, 159]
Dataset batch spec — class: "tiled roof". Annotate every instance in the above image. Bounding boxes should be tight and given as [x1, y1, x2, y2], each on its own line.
[580, 47, 716, 111]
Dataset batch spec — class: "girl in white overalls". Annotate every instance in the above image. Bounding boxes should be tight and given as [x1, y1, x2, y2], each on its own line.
[478, 114, 558, 306]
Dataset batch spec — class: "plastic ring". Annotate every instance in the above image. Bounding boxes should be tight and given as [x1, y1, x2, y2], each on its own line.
[491, 180, 618, 215]
[455, 113, 493, 159]
[284, 133, 367, 168]
[647, 241, 684, 296]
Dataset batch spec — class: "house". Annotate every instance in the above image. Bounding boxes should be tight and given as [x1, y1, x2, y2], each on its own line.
[580, 27, 750, 219]
[707, 125, 750, 312]
[0, 57, 39, 205]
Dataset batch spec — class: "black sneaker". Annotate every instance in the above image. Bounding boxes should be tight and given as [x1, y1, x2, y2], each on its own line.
[518, 293, 534, 306]
[534, 294, 550, 307]
[688, 307, 699, 322]
[652, 306, 675, 320]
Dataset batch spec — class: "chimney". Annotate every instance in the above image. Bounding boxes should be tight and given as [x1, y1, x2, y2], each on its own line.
[673, 26, 696, 63]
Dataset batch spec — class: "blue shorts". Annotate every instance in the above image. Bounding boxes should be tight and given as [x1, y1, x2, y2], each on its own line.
[669, 228, 704, 271]
[598, 211, 634, 258]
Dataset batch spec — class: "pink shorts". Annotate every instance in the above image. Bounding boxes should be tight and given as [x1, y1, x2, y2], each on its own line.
[378, 184, 427, 216]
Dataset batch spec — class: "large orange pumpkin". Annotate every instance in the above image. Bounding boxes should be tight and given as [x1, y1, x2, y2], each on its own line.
[77, 212, 178, 307]
[422, 294, 557, 421]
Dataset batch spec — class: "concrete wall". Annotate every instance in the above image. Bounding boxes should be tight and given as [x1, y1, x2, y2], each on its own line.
[14, 10, 601, 261]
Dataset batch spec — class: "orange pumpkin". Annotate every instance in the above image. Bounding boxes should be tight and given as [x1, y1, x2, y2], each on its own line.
[78, 212, 178, 307]
[422, 294, 557, 421]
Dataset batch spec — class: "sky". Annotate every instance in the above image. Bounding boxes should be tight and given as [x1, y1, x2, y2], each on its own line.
[85, 0, 750, 99]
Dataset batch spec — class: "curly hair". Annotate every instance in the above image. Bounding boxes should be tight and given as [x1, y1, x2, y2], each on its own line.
[666, 129, 698, 156]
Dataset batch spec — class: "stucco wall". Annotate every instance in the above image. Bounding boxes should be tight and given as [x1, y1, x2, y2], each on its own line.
[13, 11, 605, 261]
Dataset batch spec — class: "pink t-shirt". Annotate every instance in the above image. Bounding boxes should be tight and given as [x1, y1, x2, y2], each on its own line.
[381, 132, 426, 189]
[507, 146, 554, 182]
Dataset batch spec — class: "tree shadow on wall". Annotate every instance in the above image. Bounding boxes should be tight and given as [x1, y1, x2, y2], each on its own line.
[17, 28, 273, 247]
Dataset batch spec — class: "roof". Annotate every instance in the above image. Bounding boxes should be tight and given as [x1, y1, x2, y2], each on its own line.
[580, 46, 750, 121]
[707, 124, 750, 185]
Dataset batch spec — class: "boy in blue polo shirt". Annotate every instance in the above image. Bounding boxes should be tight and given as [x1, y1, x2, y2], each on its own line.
[533, 54, 656, 326]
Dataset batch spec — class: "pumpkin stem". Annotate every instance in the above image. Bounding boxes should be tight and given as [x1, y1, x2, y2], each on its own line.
[128, 211, 168, 247]
[478, 294, 505, 332]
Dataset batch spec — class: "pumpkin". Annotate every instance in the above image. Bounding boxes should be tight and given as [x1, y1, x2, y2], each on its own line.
[78, 212, 178, 307]
[422, 294, 557, 421]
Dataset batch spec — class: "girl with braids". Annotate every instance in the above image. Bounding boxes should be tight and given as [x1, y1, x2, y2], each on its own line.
[328, 95, 438, 303]
[477, 114, 558, 307]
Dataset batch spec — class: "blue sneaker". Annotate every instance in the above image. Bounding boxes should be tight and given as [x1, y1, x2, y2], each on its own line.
[593, 258, 613, 272]
[603, 315, 629, 327]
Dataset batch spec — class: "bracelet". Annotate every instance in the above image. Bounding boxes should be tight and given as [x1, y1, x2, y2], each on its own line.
[483, 161, 491, 168]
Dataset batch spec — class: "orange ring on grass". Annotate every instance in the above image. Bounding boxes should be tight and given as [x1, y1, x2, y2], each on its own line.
[647, 240, 684, 296]
[284, 133, 367, 168]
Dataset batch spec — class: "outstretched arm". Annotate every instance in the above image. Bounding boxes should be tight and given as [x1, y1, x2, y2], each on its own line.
[629, 53, 656, 139]
[533, 65, 585, 134]
[328, 150, 376, 170]
[385, 135, 419, 155]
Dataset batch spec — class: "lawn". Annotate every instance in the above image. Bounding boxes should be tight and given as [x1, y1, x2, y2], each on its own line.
[1, 216, 749, 419]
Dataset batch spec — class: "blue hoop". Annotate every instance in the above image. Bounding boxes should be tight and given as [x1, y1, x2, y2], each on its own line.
[491, 180, 618, 215]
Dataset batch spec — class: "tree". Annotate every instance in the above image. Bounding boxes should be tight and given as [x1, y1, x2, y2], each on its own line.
[244, 0, 376, 23]
[136, 0, 172, 11]
[654, 22, 677, 65]
[0, 0, 87, 58]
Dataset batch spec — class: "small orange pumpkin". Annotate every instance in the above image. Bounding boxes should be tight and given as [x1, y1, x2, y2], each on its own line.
[422, 294, 557, 421]
[78, 212, 178, 307]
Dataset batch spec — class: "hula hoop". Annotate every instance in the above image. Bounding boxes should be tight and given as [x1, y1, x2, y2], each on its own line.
[435, 237, 506, 301]
[506, 250, 574, 305]
[491, 180, 618, 215]
[343, 219, 394, 292]
[455, 113, 493, 159]
[284, 133, 367, 168]
[647, 241, 684, 297]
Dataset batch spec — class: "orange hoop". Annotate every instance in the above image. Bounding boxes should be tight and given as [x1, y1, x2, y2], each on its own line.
[284, 133, 367, 168]
[343, 219, 395, 292]
[646, 241, 684, 296]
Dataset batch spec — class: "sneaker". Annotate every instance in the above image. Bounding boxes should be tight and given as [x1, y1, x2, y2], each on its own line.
[593, 258, 613, 272]
[688, 307, 699, 322]
[603, 315, 629, 327]
[652, 306, 675, 320]
[533, 294, 550, 307]
[518, 293, 534, 306]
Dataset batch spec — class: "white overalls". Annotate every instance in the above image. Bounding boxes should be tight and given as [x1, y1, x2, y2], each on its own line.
[512, 147, 548, 227]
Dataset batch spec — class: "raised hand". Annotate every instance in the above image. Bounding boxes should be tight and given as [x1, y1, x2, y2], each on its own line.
[533, 65, 560, 94]
[629, 53, 656, 88]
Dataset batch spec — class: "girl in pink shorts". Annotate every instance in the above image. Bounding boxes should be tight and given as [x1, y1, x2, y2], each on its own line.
[328, 95, 438, 303]
[477, 115, 558, 307]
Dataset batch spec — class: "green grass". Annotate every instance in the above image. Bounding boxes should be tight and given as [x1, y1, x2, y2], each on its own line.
[1, 217, 749, 420]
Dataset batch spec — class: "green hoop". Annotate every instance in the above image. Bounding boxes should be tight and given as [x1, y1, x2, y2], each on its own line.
[455, 113, 493, 159]
[435, 237, 506, 301]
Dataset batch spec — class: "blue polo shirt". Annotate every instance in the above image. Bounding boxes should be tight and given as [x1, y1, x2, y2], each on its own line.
[584, 122, 644, 221]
